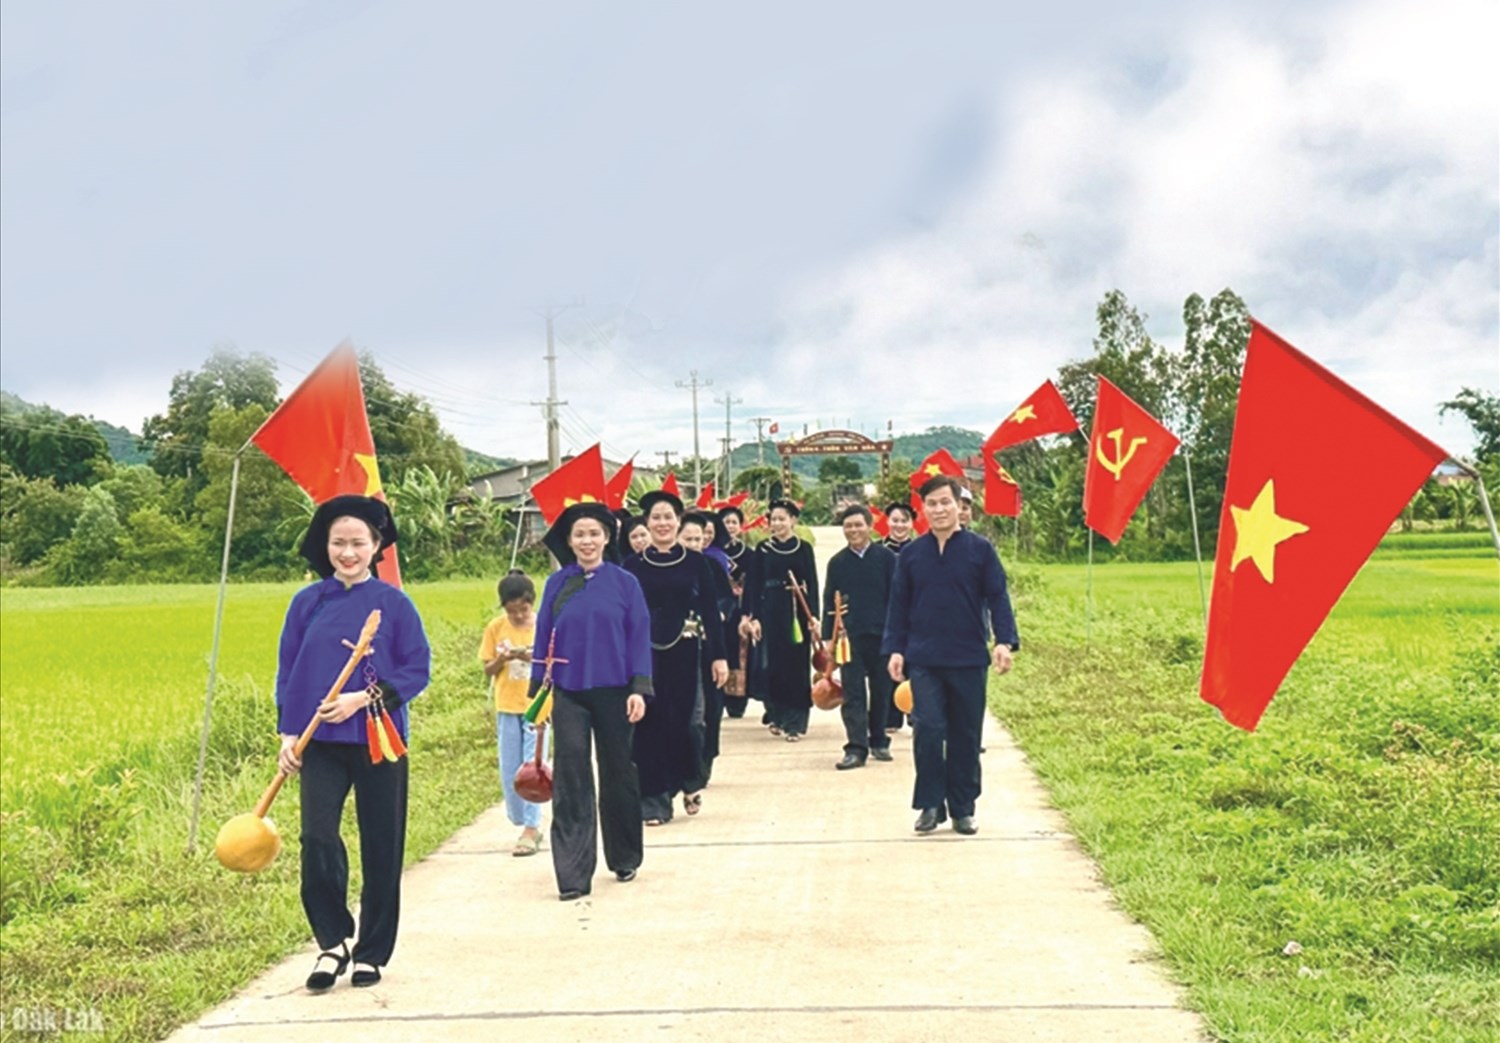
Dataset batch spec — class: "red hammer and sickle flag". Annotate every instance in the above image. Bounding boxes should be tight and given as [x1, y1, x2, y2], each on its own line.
[251, 341, 403, 587]
[530, 444, 608, 526]
[1200, 321, 1447, 731]
[1082, 377, 1180, 544]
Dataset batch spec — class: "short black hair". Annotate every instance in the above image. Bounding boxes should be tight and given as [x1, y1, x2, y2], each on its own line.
[837, 504, 873, 525]
[498, 569, 535, 605]
[918, 474, 964, 503]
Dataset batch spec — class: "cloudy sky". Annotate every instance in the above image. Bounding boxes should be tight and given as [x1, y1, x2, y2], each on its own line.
[3, 0, 1495, 464]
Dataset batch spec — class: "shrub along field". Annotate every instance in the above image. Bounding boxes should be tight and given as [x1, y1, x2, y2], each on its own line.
[1, 551, 1494, 1041]
[993, 555, 1499, 1041]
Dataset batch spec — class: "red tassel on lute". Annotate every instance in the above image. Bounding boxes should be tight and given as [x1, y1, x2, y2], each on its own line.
[366, 713, 385, 764]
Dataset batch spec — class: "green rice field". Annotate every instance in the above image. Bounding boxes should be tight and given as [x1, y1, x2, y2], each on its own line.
[0, 580, 497, 803]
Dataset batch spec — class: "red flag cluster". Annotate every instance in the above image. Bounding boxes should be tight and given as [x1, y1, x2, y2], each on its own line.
[983, 380, 1079, 517]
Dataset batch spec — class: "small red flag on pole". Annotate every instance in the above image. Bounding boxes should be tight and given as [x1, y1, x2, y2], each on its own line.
[251, 342, 403, 587]
[1082, 377, 1179, 544]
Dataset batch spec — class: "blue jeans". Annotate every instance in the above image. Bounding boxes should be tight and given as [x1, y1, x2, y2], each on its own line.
[497, 712, 543, 829]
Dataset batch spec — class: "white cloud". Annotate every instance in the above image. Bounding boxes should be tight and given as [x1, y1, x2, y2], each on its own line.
[765, 0, 1498, 455]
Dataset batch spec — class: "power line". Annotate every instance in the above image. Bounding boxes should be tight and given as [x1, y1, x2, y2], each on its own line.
[676, 370, 712, 492]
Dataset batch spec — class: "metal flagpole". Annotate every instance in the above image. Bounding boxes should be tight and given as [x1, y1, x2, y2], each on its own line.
[1453, 459, 1500, 560]
[187, 444, 244, 853]
[1183, 452, 1208, 630]
[508, 498, 531, 572]
[1085, 527, 1094, 648]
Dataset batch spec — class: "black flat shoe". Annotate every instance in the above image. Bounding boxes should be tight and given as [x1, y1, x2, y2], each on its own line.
[953, 815, 978, 836]
[835, 753, 866, 770]
[305, 943, 350, 992]
[871, 747, 894, 762]
[615, 869, 637, 883]
[351, 963, 381, 988]
[914, 808, 942, 834]
[559, 889, 589, 901]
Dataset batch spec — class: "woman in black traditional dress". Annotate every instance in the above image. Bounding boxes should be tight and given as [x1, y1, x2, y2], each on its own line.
[681, 511, 735, 786]
[743, 499, 818, 742]
[717, 505, 753, 719]
[622, 491, 729, 825]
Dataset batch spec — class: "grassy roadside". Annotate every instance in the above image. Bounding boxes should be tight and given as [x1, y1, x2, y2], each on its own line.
[1, 600, 505, 1042]
[991, 558, 1500, 1041]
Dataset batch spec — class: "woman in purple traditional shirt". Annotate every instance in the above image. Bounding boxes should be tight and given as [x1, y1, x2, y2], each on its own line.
[275, 495, 431, 992]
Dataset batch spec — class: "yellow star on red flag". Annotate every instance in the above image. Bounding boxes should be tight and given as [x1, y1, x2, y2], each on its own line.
[1008, 405, 1037, 423]
[354, 453, 384, 496]
[1229, 480, 1309, 583]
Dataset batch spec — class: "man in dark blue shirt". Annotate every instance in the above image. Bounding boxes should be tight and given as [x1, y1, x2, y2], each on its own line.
[883, 475, 1020, 835]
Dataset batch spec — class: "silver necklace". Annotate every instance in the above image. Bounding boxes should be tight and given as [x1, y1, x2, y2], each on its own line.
[766, 535, 801, 555]
[644, 545, 688, 567]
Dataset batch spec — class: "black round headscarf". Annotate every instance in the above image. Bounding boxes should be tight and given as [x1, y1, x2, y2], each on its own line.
[299, 495, 399, 579]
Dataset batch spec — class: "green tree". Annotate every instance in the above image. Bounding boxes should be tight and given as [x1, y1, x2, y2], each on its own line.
[194, 404, 309, 575]
[0, 468, 88, 565]
[1174, 289, 1251, 556]
[385, 464, 459, 579]
[141, 349, 279, 489]
[358, 353, 466, 485]
[732, 465, 800, 505]
[818, 456, 862, 483]
[97, 465, 166, 519]
[1440, 388, 1500, 461]
[116, 506, 204, 581]
[44, 486, 124, 584]
[0, 405, 113, 486]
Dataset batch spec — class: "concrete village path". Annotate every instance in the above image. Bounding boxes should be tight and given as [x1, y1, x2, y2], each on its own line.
[167, 526, 1208, 1043]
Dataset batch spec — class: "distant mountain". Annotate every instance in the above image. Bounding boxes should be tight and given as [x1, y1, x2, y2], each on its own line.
[1, 389, 151, 465]
[464, 448, 517, 476]
[4, 388, 514, 476]
[725, 424, 984, 481]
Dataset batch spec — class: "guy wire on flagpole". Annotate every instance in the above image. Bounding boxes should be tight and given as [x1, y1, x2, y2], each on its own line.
[1183, 452, 1208, 630]
[1452, 458, 1500, 560]
[187, 440, 247, 853]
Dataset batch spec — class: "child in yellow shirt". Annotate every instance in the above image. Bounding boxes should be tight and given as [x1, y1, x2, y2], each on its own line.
[478, 570, 543, 855]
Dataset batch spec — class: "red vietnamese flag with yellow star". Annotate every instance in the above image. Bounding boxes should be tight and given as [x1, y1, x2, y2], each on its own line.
[661, 471, 681, 497]
[1082, 377, 1180, 544]
[984, 459, 1023, 517]
[988, 379, 1080, 455]
[909, 448, 965, 492]
[605, 455, 635, 511]
[251, 341, 403, 586]
[1201, 322, 1447, 731]
[529, 444, 608, 525]
[695, 482, 716, 509]
[870, 503, 890, 538]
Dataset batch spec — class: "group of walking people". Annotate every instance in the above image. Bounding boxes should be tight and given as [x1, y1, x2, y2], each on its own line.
[269, 471, 1019, 991]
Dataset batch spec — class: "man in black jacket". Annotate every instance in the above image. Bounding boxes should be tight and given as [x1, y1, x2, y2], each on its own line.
[822, 504, 898, 769]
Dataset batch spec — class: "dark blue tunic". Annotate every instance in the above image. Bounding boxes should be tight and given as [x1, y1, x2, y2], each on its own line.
[882, 529, 1020, 667]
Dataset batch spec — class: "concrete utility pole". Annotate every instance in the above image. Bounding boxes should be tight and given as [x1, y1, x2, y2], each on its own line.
[530, 301, 580, 471]
[714, 391, 742, 490]
[749, 416, 772, 467]
[676, 370, 712, 492]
